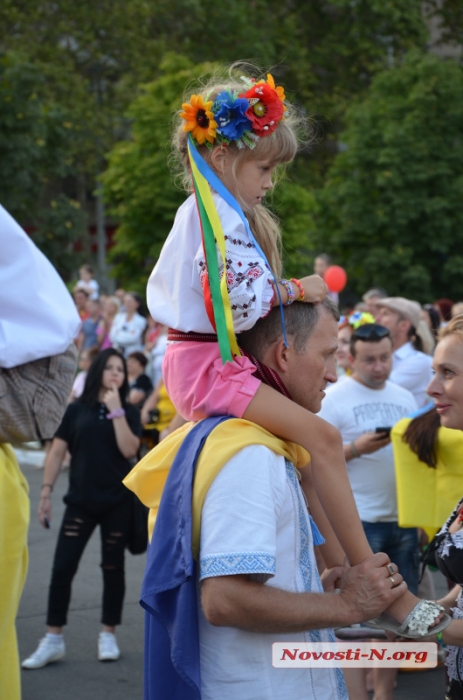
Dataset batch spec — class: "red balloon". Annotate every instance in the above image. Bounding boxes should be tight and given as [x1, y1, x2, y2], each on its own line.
[324, 265, 347, 293]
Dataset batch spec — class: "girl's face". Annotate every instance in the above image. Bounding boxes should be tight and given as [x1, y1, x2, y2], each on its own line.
[101, 356, 125, 392]
[215, 148, 277, 209]
[428, 335, 463, 430]
[337, 326, 353, 370]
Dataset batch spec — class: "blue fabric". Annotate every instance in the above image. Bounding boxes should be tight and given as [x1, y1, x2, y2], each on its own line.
[408, 402, 434, 420]
[140, 416, 232, 700]
[362, 520, 420, 596]
[309, 514, 325, 546]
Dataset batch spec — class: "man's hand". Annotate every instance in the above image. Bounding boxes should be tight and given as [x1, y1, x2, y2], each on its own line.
[354, 431, 391, 456]
[338, 553, 407, 625]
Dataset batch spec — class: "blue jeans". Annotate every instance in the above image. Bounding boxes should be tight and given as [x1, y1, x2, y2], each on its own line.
[362, 521, 419, 595]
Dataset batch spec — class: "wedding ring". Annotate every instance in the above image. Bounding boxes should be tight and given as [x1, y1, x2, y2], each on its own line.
[386, 564, 395, 575]
[389, 576, 396, 586]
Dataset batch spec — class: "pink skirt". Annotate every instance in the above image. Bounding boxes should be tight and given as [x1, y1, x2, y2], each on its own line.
[162, 341, 261, 421]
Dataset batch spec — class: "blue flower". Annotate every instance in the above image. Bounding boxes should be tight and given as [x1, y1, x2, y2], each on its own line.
[213, 91, 252, 141]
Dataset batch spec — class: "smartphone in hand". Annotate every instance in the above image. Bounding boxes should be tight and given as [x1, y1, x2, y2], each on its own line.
[375, 427, 392, 437]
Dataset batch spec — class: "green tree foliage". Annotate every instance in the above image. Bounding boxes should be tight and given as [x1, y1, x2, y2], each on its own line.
[101, 55, 214, 291]
[315, 51, 463, 302]
[0, 53, 87, 278]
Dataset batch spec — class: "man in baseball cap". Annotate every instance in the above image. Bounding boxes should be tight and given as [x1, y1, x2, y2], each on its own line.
[376, 297, 433, 407]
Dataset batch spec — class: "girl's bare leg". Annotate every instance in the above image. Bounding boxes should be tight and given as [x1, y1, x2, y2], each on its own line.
[243, 384, 427, 623]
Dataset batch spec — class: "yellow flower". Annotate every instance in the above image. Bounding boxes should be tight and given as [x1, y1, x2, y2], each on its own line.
[180, 94, 218, 145]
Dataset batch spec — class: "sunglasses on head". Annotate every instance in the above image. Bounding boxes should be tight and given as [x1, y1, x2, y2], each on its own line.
[351, 324, 390, 341]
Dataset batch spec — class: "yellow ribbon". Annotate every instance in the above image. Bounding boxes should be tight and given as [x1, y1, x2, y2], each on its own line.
[189, 151, 241, 358]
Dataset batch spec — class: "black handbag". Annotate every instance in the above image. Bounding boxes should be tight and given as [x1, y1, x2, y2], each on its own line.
[127, 493, 149, 555]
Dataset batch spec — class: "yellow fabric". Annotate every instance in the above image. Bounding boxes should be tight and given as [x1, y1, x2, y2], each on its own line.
[0, 444, 29, 700]
[392, 418, 463, 539]
[124, 418, 310, 559]
[146, 382, 176, 433]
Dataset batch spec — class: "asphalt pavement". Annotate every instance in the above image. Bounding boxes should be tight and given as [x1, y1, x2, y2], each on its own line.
[16, 448, 448, 700]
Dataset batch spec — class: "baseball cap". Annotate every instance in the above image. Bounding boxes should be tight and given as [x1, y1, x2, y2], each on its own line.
[376, 297, 422, 329]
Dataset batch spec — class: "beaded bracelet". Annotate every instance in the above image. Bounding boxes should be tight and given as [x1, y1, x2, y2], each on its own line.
[41, 483, 53, 492]
[436, 632, 447, 649]
[107, 408, 126, 420]
[279, 279, 295, 306]
[290, 278, 305, 302]
[350, 440, 360, 458]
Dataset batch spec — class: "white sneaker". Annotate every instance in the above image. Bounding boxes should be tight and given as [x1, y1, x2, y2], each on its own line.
[22, 636, 65, 669]
[98, 632, 120, 661]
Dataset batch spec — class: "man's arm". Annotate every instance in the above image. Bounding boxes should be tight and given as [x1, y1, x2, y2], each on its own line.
[344, 432, 391, 462]
[201, 552, 406, 633]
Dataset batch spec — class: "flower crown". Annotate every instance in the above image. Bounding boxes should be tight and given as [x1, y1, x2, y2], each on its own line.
[339, 311, 376, 329]
[180, 74, 287, 149]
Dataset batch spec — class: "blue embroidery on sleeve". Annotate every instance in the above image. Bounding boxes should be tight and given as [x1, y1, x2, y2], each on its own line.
[199, 552, 276, 580]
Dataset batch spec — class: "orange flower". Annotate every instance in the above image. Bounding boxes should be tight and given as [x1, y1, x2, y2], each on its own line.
[180, 94, 218, 145]
[266, 73, 286, 104]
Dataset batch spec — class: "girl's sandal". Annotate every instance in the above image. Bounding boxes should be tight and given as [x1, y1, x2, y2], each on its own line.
[366, 600, 451, 639]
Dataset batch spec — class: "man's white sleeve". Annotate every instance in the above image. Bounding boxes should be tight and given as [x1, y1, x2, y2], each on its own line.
[199, 445, 286, 581]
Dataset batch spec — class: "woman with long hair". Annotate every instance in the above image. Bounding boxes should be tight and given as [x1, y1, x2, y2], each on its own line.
[416, 315, 463, 699]
[22, 349, 141, 669]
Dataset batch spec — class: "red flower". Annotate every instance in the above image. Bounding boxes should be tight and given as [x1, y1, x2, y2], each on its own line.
[240, 82, 284, 137]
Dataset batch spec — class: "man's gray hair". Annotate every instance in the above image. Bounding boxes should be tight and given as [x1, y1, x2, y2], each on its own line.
[239, 297, 340, 360]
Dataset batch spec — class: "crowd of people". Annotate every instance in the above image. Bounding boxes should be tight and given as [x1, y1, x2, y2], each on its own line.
[5, 63, 463, 700]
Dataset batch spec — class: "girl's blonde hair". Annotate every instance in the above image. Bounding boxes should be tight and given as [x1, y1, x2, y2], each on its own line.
[171, 64, 311, 278]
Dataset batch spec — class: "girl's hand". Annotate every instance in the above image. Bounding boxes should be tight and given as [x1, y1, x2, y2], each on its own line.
[102, 383, 122, 413]
[298, 275, 328, 303]
[38, 495, 52, 528]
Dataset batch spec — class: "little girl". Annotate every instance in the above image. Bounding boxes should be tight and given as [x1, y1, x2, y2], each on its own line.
[147, 66, 444, 636]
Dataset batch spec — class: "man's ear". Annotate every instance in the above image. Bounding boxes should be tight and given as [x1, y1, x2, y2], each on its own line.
[398, 317, 411, 335]
[272, 338, 292, 374]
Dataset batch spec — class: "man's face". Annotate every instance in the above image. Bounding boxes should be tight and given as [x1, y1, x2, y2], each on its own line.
[350, 337, 393, 389]
[314, 257, 329, 278]
[366, 296, 381, 319]
[375, 306, 408, 347]
[284, 308, 339, 413]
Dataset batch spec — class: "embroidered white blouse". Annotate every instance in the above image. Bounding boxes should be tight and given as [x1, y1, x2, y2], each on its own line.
[146, 193, 274, 334]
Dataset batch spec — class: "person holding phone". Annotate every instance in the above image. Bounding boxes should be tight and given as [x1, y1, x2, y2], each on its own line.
[318, 323, 418, 700]
[21, 349, 141, 669]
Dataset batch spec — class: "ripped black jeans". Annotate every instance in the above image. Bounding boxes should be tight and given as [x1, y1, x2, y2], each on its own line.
[46, 498, 133, 627]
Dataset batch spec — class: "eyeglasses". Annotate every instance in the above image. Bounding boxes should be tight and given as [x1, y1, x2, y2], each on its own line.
[351, 324, 390, 341]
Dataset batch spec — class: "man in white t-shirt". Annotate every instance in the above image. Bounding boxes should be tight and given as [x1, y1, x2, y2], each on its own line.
[376, 297, 433, 407]
[319, 322, 418, 700]
[196, 303, 407, 700]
